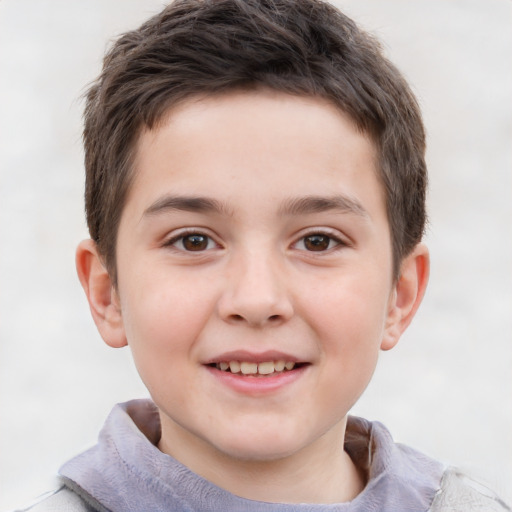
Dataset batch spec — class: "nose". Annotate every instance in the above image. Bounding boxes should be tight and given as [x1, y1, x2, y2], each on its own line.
[217, 249, 294, 327]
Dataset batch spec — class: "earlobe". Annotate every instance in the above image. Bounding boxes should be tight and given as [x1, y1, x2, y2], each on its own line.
[381, 243, 430, 351]
[76, 239, 127, 348]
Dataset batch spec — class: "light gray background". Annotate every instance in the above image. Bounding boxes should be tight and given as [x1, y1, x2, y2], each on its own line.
[0, 0, 511, 509]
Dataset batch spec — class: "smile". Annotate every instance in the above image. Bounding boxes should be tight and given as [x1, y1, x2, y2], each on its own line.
[212, 360, 299, 375]
[205, 356, 310, 394]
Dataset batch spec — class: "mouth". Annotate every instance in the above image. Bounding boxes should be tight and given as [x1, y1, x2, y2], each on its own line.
[207, 360, 309, 376]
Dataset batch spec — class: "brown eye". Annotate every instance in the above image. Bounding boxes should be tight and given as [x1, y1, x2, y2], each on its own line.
[180, 234, 212, 251]
[303, 234, 331, 251]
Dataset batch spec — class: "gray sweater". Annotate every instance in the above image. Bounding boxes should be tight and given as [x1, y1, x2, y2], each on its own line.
[17, 399, 510, 512]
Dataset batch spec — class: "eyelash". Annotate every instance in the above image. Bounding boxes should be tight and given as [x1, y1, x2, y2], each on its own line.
[164, 229, 347, 253]
[164, 229, 220, 252]
[292, 232, 346, 253]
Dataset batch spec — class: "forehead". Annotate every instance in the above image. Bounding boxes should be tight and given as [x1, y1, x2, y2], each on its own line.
[127, 90, 384, 221]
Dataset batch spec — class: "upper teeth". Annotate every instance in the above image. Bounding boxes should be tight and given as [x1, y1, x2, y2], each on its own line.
[215, 360, 296, 375]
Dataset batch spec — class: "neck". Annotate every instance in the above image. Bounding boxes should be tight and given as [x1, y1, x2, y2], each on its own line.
[158, 419, 365, 504]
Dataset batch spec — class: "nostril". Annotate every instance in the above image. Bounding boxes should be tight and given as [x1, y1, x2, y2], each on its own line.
[227, 313, 282, 324]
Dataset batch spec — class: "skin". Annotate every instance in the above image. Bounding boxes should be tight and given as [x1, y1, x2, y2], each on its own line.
[77, 90, 429, 504]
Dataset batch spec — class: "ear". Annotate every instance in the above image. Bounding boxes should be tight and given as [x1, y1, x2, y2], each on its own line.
[75, 239, 127, 348]
[381, 243, 429, 351]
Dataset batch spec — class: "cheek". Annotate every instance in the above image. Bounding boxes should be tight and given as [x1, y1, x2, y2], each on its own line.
[121, 291, 204, 409]
[312, 298, 383, 414]
[119, 272, 214, 371]
[302, 274, 389, 380]
[305, 274, 389, 340]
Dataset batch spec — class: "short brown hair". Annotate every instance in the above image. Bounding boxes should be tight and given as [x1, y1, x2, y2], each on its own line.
[83, 0, 427, 284]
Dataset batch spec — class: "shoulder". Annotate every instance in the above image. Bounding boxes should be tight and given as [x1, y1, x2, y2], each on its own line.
[12, 486, 95, 512]
[429, 468, 511, 512]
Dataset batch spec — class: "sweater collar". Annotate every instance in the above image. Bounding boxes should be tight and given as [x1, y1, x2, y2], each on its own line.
[60, 399, 444, 511]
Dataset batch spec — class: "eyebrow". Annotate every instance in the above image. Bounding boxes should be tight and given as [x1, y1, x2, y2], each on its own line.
[143, 195, 234, 217]
[142, 193, 369, 220]
[278, 195, 369, 218]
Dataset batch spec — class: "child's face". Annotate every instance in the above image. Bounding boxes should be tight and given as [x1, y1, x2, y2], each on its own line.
[113, 90, 399, 464]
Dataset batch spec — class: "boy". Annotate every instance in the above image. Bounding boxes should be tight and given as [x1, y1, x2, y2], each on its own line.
[17, 0, 510, 510]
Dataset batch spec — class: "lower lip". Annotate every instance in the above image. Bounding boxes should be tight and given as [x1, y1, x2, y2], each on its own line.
[204, 365, 309, 395]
